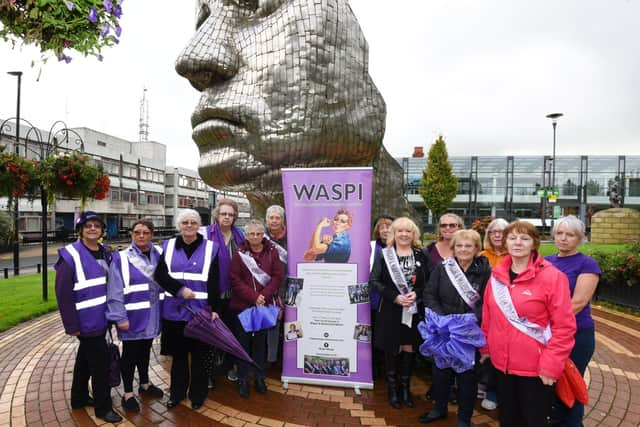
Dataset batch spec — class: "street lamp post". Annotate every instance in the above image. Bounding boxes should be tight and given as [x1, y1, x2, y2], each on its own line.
[7, 71, 23, 275]
[546, 112, 563, 230]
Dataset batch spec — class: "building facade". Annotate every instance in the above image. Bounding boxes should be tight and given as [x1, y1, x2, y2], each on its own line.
[400, 152, 640, 228]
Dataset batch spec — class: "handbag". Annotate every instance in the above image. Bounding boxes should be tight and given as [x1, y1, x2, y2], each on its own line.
[237, 276, 281, 332]
[106, 328, 122, 387]
[556, 358, 589, 408]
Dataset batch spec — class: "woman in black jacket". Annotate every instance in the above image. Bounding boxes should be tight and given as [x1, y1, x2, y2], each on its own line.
[419, 229, 491, 426]
[370, 217, 433, 409]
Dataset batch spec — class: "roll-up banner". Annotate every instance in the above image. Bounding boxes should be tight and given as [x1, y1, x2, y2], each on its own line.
[281, 167, 373, 392]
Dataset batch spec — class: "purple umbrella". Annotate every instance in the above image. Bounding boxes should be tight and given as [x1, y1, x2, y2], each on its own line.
[238, 304, 280, 333]
[182, 305, 257, 368]
[418, 308, 486, 373]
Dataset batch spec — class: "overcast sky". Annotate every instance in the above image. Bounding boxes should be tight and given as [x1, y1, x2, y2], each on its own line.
[1, 0, 639, 172]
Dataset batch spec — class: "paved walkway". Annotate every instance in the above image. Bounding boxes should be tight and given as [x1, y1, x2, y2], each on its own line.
[0, 306, 638, 427]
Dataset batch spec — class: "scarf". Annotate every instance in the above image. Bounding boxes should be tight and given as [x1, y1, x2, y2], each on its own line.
[211, 221, 245, 293]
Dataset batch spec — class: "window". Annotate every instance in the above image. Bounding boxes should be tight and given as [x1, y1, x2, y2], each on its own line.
[97, 140, 107, 147]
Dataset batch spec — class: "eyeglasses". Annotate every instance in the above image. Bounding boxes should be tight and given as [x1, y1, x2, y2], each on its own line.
[180, 220, 198, 226]
[489, 230, 504, 235]
[133, 230, 151, 236]
[440, 223, 459, 229]
[333, 218, 349, 224]
[247, 232, 264, 237]
[83, 223, 102, 229]
[219, 212, 235, 217]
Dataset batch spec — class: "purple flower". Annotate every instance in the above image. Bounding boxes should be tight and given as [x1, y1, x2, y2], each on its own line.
[103, 0, 113, 13]
[64, 1, 75, 11]
[113, 4, 122, 18]
[58, 54, 72, 64]
[97, 54, 104, 62]
[88, 7, 98, 22]
[101, 23, 110, 37]
[115, 24, 122, 37]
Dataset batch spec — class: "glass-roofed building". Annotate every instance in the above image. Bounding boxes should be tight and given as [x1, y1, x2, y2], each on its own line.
[398, 150, 640, 228]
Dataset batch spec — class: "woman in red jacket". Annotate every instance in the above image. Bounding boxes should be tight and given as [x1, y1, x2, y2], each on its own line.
[229, 219, 284, 398]
[480, 221, 576, 427]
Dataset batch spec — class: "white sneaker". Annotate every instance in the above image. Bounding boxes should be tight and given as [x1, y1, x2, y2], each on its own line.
[481, 398, 498, 410]
[227, 366, 238, 382]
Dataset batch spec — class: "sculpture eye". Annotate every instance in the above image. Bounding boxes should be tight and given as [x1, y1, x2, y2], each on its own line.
[195, 2, 211, 29]
[230, 0, 284, 18]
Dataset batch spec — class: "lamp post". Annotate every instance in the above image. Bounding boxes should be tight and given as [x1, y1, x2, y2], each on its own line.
[546, 112, 563, 230]
[7, 71, 23, 275]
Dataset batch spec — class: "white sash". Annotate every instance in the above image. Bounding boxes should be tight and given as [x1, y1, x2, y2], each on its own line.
[238, 251, 271, 286]
[491, 276, 551, 345]
[381, 247, 417, 327]
[265, 235, 287, 264]
[443, 257, 480, 309]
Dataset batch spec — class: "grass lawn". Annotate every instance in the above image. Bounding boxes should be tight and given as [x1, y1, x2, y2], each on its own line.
[539, 242, 624, 257]
[0, 272, 58, 332]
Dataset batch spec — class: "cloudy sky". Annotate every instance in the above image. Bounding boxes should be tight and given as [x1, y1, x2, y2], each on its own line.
[1, 0, 639, 172]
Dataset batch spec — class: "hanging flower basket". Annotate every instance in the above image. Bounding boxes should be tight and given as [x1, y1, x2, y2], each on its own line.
[0, 0, 123, 62]
[0, 149, 39, 202]
[38, 152, 110, 208]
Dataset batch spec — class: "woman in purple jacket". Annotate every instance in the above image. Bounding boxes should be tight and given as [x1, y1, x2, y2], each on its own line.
[55, 212, 122, 423]
[107, 219, 182, 412]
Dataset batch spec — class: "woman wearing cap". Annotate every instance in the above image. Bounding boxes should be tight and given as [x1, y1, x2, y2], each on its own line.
[154, 209, 221, 410]
[107, 219, 182, 412]
[55, 211, 122, 423]
[370, 217, 433, 409]
[480, 221, 576, 427]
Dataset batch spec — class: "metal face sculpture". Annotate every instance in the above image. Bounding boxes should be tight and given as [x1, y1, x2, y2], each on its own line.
[176, 0, 410, 218]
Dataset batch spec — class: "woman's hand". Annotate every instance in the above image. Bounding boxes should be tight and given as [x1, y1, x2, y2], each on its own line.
[182, 287, 196, 300]
[479, 354, 490, 364]
[117, 320, 130, 331]
[539, 375, 555, 386]
[319, 218, 331, 227]
[211, 311, 219, 320]
[256, 294, 266, 306]
[395, 291, 416, 307]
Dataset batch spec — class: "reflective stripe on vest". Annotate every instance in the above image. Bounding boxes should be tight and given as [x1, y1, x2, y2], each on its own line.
[76, 295, 107, 310]
[67, 245, 107, 291]
[165, 238, 213, 282]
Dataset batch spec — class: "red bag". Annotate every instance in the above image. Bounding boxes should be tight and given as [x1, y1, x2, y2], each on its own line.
[556, 358, 589, 408]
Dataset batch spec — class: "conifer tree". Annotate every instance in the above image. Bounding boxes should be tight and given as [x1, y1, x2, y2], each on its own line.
[418, 135, 458, 220]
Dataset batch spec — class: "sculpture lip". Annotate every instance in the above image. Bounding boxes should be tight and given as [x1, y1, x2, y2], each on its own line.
[191, 107, 243, 129]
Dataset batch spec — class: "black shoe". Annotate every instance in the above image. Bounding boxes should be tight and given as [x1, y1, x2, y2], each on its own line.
[419, 410, 447, 424]
[71, 397, 94, 409]
[166, 398, 182, 408]
[399, 376, 414, 408]
[139, 384, 164, 398]
[121, 396, 140, 412]
[97, 410, 123, 423]
[191, 401, 203, 410]
[255, 378, 267, 394]
[238, 381, 249, 398]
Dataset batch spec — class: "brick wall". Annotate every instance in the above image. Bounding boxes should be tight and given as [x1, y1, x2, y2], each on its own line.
[591, 208, 640, 244]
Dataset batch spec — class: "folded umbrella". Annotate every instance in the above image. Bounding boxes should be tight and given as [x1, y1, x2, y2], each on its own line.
[238, 304, 280, 333]
[418, 308, 486, 373]
[182, 305, 257, 368]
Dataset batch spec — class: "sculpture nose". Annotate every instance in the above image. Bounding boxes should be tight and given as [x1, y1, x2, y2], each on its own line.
[175, 7, 240, 92]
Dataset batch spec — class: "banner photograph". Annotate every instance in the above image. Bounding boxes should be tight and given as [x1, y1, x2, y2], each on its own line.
[281, 168, 373, 390]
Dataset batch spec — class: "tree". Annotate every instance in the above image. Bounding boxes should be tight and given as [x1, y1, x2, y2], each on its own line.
[418, 135, 458, 220]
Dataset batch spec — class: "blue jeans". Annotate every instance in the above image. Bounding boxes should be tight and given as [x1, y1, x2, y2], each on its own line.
[551, 327, 595, 427]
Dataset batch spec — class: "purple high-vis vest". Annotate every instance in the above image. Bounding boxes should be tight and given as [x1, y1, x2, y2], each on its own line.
[161, 238, 217, 322]
[116, 250, 153, 333]
[58, 241, 108, 335]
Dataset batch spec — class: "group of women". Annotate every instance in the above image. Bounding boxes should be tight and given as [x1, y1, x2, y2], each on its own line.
[56, 200, 285, 419]
[369, 213, 600, 427]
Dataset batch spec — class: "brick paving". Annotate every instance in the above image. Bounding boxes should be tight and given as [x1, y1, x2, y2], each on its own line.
[0, 305, 637, 426]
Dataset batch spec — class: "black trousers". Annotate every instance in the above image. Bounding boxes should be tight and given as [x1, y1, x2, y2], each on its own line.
[121, 339, 153, 393]
[230, 314, 266, 382]
[432, 366, 477, 422]
[497, 371, 555, 427]
[169, 336, 209, 404]
[71, 335, 112, 417]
